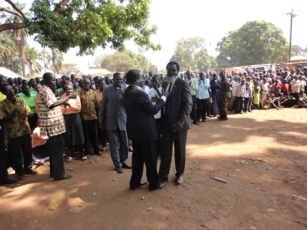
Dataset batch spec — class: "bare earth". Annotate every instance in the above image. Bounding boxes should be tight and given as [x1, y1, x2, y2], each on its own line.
[1, 108, 307, 230]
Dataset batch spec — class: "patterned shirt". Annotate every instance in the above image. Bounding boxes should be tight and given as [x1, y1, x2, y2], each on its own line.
[78, 89, 99, 120]
[0, 92, 6, 102]
[0, 98, 31, 138]
[37, 85, 66, 137]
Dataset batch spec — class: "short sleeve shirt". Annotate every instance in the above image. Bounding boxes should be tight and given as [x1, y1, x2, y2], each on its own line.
[0, 98, 31, 138]
[19, 93, 36, 115]
[37, 85, 66, 137]
[78, 89, 99, 120]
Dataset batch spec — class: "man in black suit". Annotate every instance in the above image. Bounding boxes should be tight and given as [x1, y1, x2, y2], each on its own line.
[159, 61, 192, 185]
[123, 69, 168, 191]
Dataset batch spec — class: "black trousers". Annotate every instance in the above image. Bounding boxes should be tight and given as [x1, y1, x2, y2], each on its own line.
[159, 121, 187, 182]
[0, 125, 9, 180]
[234, 96, 244, 113]
[82, 120, 99, 155]
[154, 118, 162, 156]
[28, 114, 38, 132]
[196, 98, 209, 121]
[46, 134, 66, 179]
[130, 140, 159, 188]
[8, 134, 33, 176]
[190, 95, 197, 122]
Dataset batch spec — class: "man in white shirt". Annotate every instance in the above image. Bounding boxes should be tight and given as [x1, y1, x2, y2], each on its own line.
[234, 78, 246, 114]
[195, 72, 210, 122]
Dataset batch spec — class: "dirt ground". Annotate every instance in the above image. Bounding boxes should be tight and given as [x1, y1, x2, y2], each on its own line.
[1, 108, 307, 230]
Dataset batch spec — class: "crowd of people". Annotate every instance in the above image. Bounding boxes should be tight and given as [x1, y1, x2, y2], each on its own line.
[0, 62, 306, 190]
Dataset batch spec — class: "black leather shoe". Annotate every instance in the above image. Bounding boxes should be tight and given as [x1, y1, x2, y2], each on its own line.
[25, 169, 38, 175]
[122, 164, 132, 169]
[54, 174, 72, 180]
[149, 182, 167, 191]
[130, 181, 147, 190]
[0, 178, 17, 185]
[95, 152, 102, 156]
[193, 122, 200, 125]
[115, 167, 123, 174]
[218, 117, 228, 121]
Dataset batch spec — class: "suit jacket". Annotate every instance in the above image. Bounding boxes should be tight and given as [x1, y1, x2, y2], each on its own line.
[123, 85, 165, 141]
[162, 77, 193, 131]
[99, 85, 127, 131]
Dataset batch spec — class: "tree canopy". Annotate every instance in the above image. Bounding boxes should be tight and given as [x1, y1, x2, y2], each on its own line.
[0, 0, 160, 55]
[216, 20, 289, 68]
[170, 37, 215, 72]
[99, 50, 156, 74]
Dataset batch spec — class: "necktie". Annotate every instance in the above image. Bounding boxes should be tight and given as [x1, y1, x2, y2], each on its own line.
[115, 88, 120, 96]
[168, 82, 173, 94]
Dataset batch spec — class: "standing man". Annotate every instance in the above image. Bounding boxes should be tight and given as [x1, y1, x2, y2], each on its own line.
[38, 72, 76, 180]
[186, 71, 199, 125]
[196, 72, 210, 122]
[0, 83, 36, 180]
[123, 69, 168, 191]
[218, 71, 231, 121]
[0, 75, 16, 185]
[159, 61, 192, 186]
[99, 73, 130, 174]
[79, 77, 101, 156]
[19, 84, 38, 131]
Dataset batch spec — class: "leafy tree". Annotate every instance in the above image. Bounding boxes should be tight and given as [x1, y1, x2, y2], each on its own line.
[137, 54, 150, 74]
[101, 52, 135, 72]
[0, 31, 17, 68]
[170, 37, 211, 71]
[122, 49, 141, 70]
[40, 49, 51, 72]
[51, 48, 64, 74]
[100, 50, 154, 73]
[292, 45, 307, 57]
[25, 46, 42, 76]
[216, 20, 288, 67]
[149, 64, 158, 75]
[0, 0, 160, 55]
[1, 2, 29, 77]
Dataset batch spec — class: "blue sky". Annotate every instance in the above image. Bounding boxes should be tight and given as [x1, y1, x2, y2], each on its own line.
[17, 0, 307, 70]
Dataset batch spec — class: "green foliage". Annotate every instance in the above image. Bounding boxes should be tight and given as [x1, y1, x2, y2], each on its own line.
[216, 20, 288, 67]
[170, 37, 212, 72]
[292, 45, 307, 57]
[25, 46, 42, 76]
[27, 0, 160, 55]
[148, 64, 158, 75]
[0, 32, 17, 68]
[101, 52, 135, 72]
[100, 50, 154, 73]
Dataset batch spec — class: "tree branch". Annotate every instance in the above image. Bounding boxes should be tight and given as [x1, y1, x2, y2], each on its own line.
[53, 0, 79, 14]
[0, 23, 26, 32]
[4, 0, 26, 19]
[0, 7, 23, 19]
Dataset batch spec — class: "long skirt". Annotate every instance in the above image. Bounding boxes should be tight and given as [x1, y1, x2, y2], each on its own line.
[64, 113, 85, 146]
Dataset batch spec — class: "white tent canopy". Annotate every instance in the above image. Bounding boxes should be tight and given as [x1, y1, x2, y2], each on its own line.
[75, 68, 112, 78]
[290, 56, 307, 62]
[0, 67, 22, 78]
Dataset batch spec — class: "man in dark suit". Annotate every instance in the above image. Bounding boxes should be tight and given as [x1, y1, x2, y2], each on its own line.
[99, 73, 130, 174]
[159, 61, 192, 185]
[123, 69, 168, 191]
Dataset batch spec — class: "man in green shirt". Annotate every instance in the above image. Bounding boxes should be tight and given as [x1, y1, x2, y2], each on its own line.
[19, 84, 37, 131]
